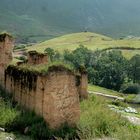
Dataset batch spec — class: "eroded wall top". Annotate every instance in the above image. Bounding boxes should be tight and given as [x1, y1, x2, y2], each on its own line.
[0, 33, 14, 67]
[27, 51, 48, 65]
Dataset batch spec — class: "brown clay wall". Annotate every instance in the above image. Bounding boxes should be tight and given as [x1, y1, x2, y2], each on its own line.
[27, 51, 48, 65]
[0, 33, 88, 129]
[0, 34, 14, 85]
[79, 74, 88, 99]
[4, 66, 81, 129]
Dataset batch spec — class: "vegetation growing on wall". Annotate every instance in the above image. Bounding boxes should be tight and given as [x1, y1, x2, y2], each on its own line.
[5, 66, 38, 91]
[9, 61, 75, 75]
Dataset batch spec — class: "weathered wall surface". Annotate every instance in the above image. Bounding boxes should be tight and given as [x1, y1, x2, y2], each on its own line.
[78, 74, 88, 99]
[0, 33, 14, 85]
[4, 66, 84, 128]
[27, 51, 48, 65]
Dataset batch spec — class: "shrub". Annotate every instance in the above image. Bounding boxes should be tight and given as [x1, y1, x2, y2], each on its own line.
[111, 100, 128, 108]
[121, 83, 140, 94]
[15, 56, 27, 61]
[0, 100, 20, 128]
[14, 45, 26, 50]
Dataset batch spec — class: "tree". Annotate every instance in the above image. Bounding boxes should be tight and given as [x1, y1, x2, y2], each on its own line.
[44, 48, 55, 61]
[92, 50, 128, 90]
[129, 54, 140, 84]
[63, 45, 92, 68]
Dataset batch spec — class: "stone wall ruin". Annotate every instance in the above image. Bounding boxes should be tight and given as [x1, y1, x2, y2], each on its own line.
[0, 33, 88, 129]
[27, 51, 49, 65]
[0, 33, 14, 85]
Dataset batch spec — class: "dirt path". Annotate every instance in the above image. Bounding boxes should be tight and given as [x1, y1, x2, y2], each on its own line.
[88, 91, 124, 101]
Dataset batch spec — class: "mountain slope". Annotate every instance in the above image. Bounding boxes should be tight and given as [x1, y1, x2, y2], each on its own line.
[28, 32, 112, 52]
[1, 0, 140, 40]
[27, 32, 140, 59]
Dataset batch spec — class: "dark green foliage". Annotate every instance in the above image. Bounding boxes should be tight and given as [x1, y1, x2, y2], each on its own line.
[63, 46, 140, 92]
[44, 48, 55, 61]
[63, 47, 129, 91]
[92, 50, 128, 90]
[44, 47, 61, 62]
[64, 45, 92, 69]
[121, 83, 140, 94]
[129, 54, 140, 84]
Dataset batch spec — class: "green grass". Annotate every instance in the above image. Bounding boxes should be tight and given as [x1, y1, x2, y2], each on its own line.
[27, 32, 140, 59]
[10, 61, 74, 74]
[78, 95, 140, 140]
[88, 84, 124, 97]
[88, 84, 139, 104]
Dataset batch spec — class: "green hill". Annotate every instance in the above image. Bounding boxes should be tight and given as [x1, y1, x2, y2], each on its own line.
[1, 0, 140, 40]
[28, 32, 140, 59]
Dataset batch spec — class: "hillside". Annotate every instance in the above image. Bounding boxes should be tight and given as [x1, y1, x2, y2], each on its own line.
[1, 0, 140, 40]
[27, 32, 140, 59]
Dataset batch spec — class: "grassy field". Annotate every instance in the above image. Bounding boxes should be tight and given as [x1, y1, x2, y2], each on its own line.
[121, 50, 140, 59]
[79, 95, 140, 140]
[88, 84, 140, 105]
[88, 84, 124, 97]
[27, 32, 140, 59]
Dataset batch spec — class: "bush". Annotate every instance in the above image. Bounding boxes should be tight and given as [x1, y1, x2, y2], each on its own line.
[15, 56, 27, 61]
[121, 83, 140, 94]
[14, 45, 26, 50]
[111, 100, 128, 108]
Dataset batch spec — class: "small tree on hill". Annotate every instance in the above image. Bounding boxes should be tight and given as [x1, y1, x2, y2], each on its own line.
[44, 48, 55, 62]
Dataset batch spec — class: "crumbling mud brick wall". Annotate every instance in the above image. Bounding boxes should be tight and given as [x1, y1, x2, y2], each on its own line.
[0, 33, 14, 85]
[0, 33, 88, 129]
[4, 66, 85, 128]
[27, 51, 48, 65]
